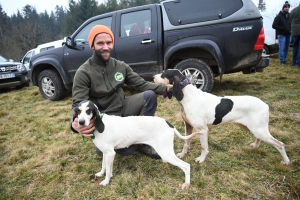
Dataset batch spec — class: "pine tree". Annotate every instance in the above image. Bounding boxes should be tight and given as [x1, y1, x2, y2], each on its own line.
[258, 0, 266, 12]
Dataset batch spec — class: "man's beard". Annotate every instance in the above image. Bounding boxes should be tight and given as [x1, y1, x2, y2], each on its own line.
[95, 50, 111, 61]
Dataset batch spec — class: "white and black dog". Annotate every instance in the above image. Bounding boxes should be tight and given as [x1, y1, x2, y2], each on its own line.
[74, 100, 199, 189]
[153, 69, 290, 165]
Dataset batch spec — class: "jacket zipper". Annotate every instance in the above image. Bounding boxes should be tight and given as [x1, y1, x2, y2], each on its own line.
[102, 63, 124, 116]
[102, 70, 109, 90]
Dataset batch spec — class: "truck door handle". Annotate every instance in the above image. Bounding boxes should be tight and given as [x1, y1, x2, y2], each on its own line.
[141, 39, 154, 44]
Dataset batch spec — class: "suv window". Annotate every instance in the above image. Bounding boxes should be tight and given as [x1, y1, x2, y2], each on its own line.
[120, 10, 151, 37]
[74, 17, 112, 45]
[163, 0, 243, 25]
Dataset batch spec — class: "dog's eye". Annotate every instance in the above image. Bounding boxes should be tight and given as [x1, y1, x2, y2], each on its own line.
[86, 109, 91, 115]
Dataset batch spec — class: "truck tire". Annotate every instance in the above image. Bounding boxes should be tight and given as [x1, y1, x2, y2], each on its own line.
[175, 59, 214, 92]
[38, 69, 67, 101]
[263, 45, 269, 55]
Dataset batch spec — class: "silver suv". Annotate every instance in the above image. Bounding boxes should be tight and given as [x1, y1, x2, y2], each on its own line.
[0, 55, 29, 89]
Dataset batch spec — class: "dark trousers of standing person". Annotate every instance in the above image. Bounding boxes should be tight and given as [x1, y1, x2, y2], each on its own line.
[292, 35, 300, 67]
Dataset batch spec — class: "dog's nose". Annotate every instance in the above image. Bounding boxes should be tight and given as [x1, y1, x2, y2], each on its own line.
[79, 120, 85, 126]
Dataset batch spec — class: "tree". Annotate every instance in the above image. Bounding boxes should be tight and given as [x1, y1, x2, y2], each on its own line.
[0, 4, 8, 56]
[0, 4, 8, 38]
[55, 5, 66, 38]
[106, 0, 118, 12]
[64, 0, 80, 35]
[64, 0, 100, 35]
[258, 0, 266, 12]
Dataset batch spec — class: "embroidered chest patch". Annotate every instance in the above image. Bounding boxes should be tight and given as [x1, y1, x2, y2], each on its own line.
[114, 72, 124, 81]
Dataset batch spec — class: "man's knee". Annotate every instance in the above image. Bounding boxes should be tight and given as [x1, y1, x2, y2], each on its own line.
[144, 90, 157, 102]
[143, 90, 157, 116]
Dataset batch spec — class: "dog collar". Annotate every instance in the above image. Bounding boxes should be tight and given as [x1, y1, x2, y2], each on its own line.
[163, 78, 190, 98]
[180, 78, 190, 88]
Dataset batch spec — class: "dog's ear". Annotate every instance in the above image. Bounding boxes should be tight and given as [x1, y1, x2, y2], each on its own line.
[94, 112, 105, 133]
[90, 103, 105, 133]
[168, 90, 173, 99]
[173, 76, 184, 101]
[73, 106, 79, 119]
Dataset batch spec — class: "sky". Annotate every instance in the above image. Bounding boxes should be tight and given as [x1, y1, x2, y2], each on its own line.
[1, 0, 300, 17]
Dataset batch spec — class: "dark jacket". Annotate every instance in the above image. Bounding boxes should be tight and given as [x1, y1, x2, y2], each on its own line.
[70, 52, 166, 129]
[290, 5, 300, 36]
[272, 11, 291, 36]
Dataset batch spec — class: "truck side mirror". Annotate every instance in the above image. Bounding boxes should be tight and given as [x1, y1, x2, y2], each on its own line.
[65, 37, 74, 47]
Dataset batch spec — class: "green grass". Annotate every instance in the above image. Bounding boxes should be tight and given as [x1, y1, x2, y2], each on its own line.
[0, 52, 299, 199]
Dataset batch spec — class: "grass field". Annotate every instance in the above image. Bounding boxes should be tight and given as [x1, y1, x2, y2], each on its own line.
[0, 53, 299, 199]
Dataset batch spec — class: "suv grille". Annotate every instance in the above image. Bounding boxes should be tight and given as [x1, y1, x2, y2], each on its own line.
[0, 66, 18, 73]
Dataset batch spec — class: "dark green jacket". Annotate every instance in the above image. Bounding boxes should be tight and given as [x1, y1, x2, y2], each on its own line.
[291, 5, 300, 36]
[70, 52, 166, 128]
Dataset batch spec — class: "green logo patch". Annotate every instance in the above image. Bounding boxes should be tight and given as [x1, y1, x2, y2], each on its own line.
[114, 72, 124, 82]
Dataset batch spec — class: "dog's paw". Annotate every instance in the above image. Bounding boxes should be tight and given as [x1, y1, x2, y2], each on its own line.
[95, 171, 104, 177]
[181, 183, 190, 189]
[100, 180, 109, 186]
[281, 160, 290, 165]
[177, 152, 185, 158]
[250, 143, 259, 148]
[195, 156, 205, 163]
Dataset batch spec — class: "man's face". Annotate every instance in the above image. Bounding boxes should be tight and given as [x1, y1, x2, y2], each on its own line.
[92, 33, 113, 61]
[283, 6, 290, 12]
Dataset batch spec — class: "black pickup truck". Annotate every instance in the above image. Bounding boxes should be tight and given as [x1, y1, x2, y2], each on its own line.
[30, 0, 269, 101]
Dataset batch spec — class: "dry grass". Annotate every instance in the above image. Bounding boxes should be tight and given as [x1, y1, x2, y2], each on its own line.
[0, 52, 299, 199]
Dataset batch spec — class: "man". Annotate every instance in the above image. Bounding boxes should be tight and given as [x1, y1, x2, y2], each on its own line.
[70, 25, 168, 159]
[290, 3, 300, 67]
[272, 1, 291, 65]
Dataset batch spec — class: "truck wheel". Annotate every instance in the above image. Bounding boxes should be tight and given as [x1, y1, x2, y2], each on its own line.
[263, 45, 269, 55]
[175, 59, 214, 92]
[38, 69, 67, 101]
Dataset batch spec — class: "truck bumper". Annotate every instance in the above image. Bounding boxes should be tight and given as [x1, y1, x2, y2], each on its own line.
[255, 55, 269, 72]
[242, 55, 269, 74]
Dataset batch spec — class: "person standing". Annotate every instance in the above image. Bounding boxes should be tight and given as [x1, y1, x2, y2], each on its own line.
[290, 3, 300, 67]
[272, 1, 291, 65]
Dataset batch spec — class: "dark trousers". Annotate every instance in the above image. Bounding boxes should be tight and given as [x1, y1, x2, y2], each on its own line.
[292, 35, 300, 66]
[114, 90, 158, 156]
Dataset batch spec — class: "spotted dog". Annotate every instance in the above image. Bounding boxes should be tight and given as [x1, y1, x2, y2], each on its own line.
[153, 69, 290, 165]
[74, 100, 199, 189]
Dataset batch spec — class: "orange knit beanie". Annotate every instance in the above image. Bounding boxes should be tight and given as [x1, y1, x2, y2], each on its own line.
[88, 25, 114, 48]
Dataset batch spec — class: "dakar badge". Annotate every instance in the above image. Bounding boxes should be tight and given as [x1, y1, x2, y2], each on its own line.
[114, 72, 124, 82]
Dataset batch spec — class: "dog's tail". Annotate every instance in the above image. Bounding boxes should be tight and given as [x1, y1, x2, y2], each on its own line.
[174, 128, 199, 140]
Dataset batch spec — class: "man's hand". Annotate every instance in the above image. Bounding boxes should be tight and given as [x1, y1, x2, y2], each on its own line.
[72, 118, 95, 137]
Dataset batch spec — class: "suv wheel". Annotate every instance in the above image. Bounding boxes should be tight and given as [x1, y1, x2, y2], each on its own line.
[38, 69, 67, 101]
[175, 59, 214, 92]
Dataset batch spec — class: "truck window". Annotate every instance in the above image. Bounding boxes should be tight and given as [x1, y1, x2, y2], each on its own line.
[163, 0, 243, 25]
[74, 17, 112, 46]
[120, 10, 151, 37]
